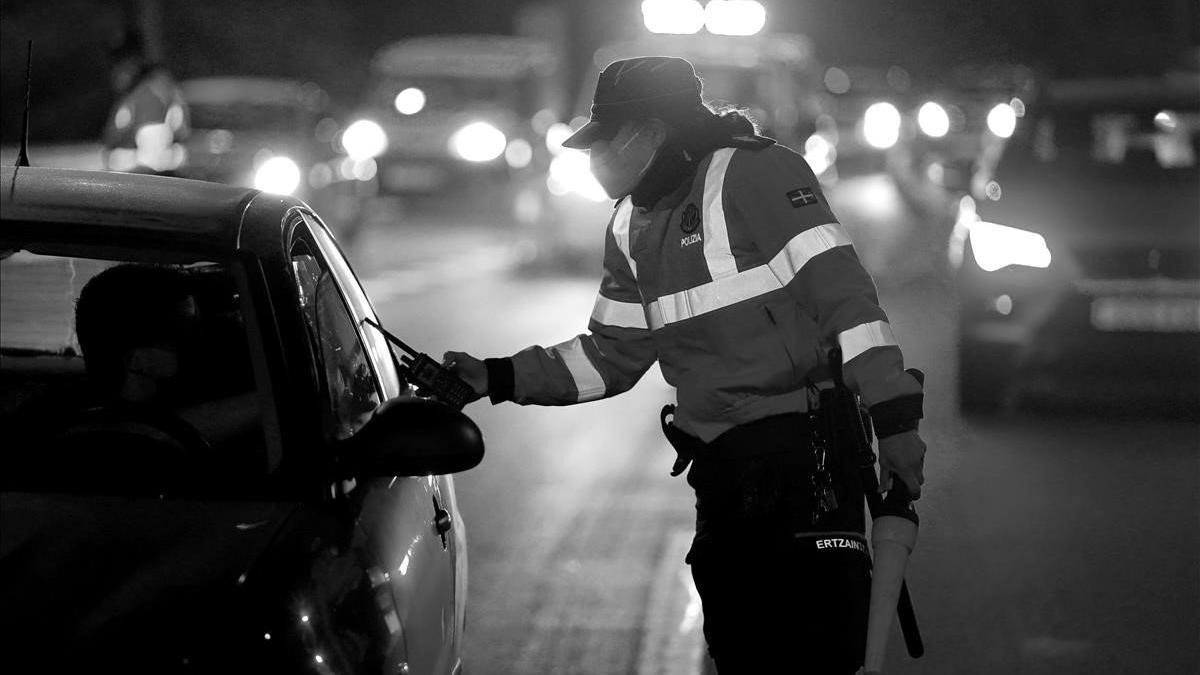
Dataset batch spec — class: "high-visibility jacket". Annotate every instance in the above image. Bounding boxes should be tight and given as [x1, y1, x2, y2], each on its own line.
[488, 142, 923, 442]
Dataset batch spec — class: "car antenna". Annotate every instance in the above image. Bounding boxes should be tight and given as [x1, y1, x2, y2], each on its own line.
[15, 40, 33, 168]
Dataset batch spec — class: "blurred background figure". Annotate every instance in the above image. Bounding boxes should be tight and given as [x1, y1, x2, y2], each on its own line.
[101, 25, 190, 174]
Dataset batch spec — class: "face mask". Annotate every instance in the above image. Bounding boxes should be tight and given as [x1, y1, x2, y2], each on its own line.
[590, 123, 661, 200]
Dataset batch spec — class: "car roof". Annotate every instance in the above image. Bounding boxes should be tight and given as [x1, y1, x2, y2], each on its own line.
[0, 166, 264, 251]
[371, 34, 556, 79]
[593, 33, 815, 70]
[1042, 74, 1200, 111]
[180, 77, 328, 109]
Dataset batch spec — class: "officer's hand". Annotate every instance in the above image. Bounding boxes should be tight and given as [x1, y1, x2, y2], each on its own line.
[878, 429, 925, 500]
[442, 351, 488, 403]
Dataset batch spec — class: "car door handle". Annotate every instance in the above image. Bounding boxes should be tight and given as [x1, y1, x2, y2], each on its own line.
[432, 495, 452, 549]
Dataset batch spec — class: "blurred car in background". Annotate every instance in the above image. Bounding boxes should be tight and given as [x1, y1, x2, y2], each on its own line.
[948, 73, 1200, 412]
[1, 165, 483, 673]
[814, 64, 914, 178]
[521, 32, 825, 269]
[176, 77, 368, 243]
[897, 64, 1035, 194]
[350, 34, 561, 199]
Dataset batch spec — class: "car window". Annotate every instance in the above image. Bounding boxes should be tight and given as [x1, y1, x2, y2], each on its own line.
[189, 103, 307, 133]
[0, 252, 276, 497]
[300, 213, 403, 399]
[290, 242, 382, 442]
[374, 75, 521, 111]
[1009, 107, 1199, 174]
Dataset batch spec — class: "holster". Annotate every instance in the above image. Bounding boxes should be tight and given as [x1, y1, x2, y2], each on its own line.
[659, 404, 705, 477]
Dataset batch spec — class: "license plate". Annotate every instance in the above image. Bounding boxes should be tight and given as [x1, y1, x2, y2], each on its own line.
[383, 163, 447, 191]
[1090, 296, 1200, 332]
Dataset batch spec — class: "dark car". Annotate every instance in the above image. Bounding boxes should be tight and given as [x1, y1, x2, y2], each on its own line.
[0, 166, 481, 673]
[948, 74, 1200, 412]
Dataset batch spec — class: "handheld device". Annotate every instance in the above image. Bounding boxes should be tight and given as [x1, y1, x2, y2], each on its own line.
[363, 318, 476, 410]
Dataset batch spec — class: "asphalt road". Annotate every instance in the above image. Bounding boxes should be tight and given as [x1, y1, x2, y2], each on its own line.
[354, 174, 1200, 675]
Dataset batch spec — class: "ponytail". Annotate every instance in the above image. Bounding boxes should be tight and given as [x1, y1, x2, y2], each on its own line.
[707, 104, 760, 137]
[664, 103, 767, 157]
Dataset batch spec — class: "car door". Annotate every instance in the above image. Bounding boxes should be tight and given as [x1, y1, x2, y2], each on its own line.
[286, 212, 461, 674]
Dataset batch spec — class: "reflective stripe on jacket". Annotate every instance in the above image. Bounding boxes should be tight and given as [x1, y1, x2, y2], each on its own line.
[506, 143, 922, 442]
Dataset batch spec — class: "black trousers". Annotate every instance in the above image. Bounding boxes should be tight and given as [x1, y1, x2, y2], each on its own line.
[684, 413, 870, 674]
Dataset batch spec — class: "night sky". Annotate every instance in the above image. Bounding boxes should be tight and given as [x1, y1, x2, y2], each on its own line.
[1, 0, 1196, 143]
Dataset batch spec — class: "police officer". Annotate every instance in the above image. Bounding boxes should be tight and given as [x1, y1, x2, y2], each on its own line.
[445, 56, 926, 673]
[102, 28, 190, 175]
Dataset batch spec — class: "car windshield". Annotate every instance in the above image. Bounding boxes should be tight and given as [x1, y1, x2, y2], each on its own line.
[0, 251, 278, 497]
[696, 64, 774, 106]
[189, 102, 310, 132]
[1000, 104, 1200, 181]
[375, 75, 525, 112]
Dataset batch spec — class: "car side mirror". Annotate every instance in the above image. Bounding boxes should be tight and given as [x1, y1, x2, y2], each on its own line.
[338, 397, 484, 477]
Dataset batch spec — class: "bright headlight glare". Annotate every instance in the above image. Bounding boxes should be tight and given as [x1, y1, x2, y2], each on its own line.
[545, 122, 573, 154]
[918, 102, 950, 137]
[254, 156, 301, 195]
[451, 122, 507, 162]
[342, 120, 387, 160]
[968, 221, 1052, 272]
[987, 103, 1017, 138]
[704, 0, 767, 36]
[803, 134, 834, 175]
[642, 0, 704, 34]
[394, 88, 426, 115]
[505, 138, 533, 169]
[863, 102, 900, 149]
[548, 149, 608, 202]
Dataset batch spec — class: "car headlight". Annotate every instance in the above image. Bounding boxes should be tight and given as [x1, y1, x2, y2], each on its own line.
[862, 102, 900, 149]
[967, 220, 1052, 272]
[342, 120, 388, 160]
[917, 101, 949, 138]
[987, 103, 1017, 138]
[546, 149, 608, 202]
[450, 122, 506, 162]
[704, 0, 767, 36]
[254, 156, 301, 195]
[394, 87, 426, 115]
[545, 122, 573, 155]
[802, 133, 835, 175]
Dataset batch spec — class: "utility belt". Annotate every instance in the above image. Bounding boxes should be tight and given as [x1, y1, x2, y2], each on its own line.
[661, 404, 865, 537]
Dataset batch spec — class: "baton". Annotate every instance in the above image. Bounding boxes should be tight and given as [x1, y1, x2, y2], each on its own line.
[828, 349, 924, 659]
[860, 452, 925, 659]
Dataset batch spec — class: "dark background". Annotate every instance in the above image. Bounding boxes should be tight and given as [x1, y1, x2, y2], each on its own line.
[2, 0, 1198, 143]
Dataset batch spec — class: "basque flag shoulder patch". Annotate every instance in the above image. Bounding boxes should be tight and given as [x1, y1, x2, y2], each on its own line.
[787, 186, 819, 208]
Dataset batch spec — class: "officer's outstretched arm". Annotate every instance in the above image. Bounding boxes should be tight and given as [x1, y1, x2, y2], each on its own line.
[480, 203, 658, 407]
